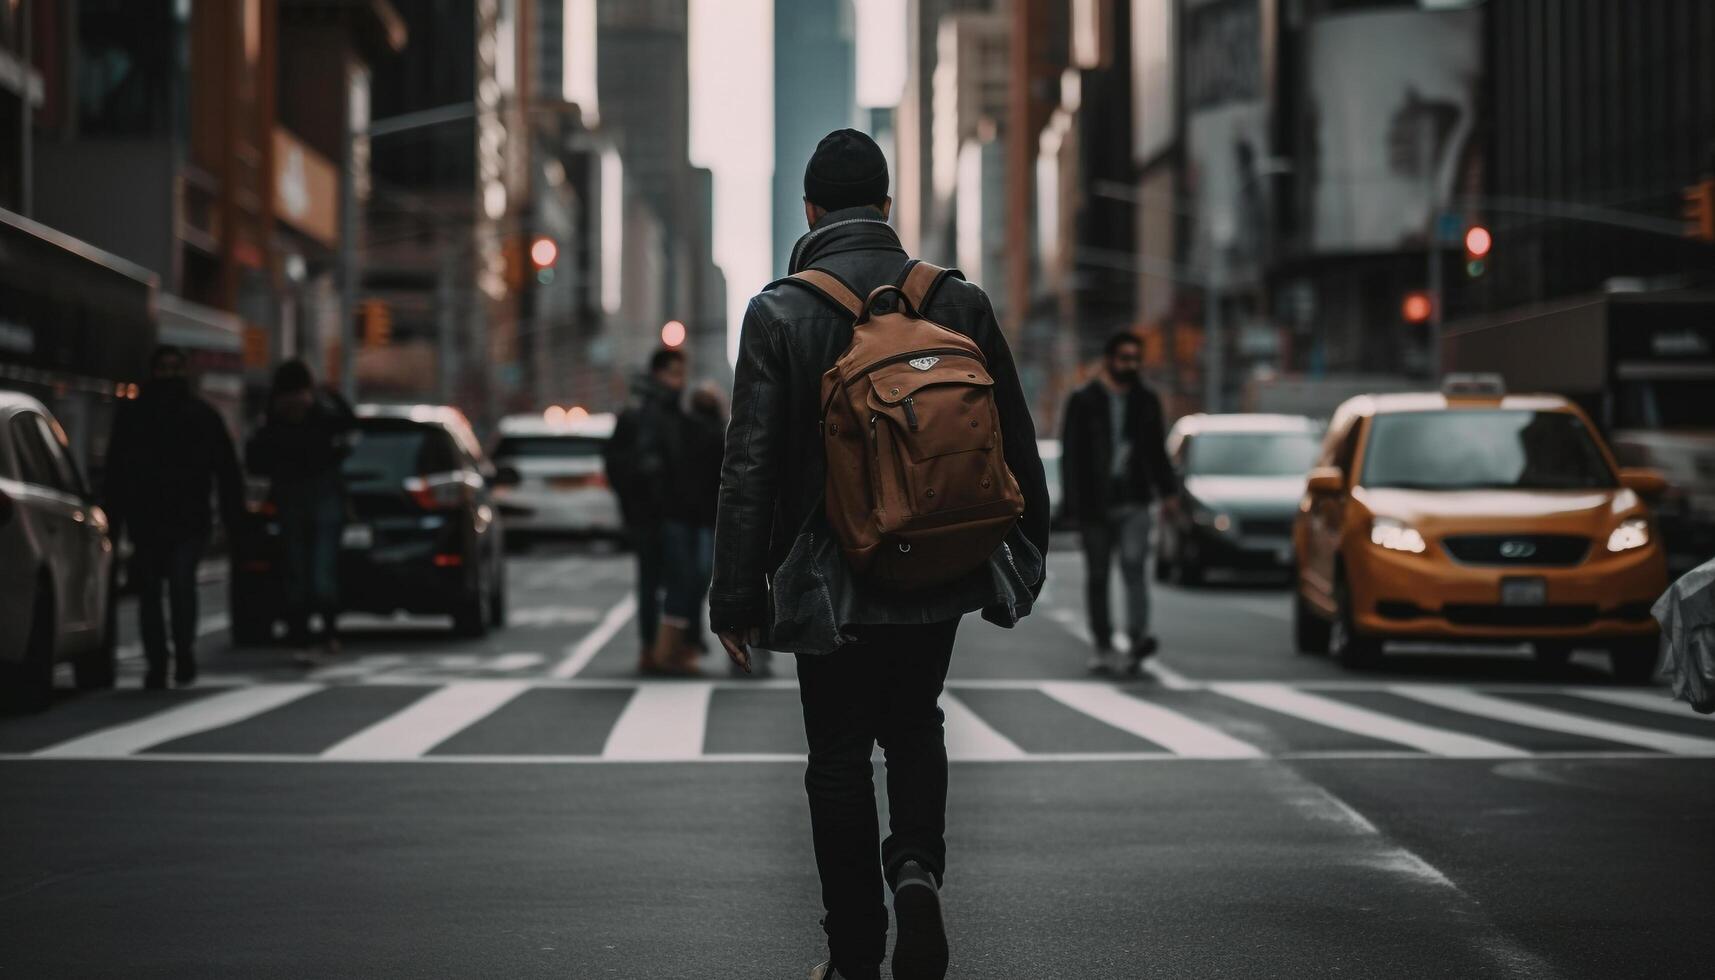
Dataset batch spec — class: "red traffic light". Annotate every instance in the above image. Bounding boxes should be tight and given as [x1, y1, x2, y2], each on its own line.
[1402, 291, 1433, 324]
[1463, 225, 1492, 258]
[661, 320, 687, 347]
[530, 236, 558, 268]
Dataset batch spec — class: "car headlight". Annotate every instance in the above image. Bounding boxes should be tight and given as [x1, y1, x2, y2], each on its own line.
[1606, 517, 1650, 553]
[1370, 517, 1427, 554]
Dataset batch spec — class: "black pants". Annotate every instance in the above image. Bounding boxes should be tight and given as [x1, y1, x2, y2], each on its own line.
[796, 619, 960, 972]
[133, 533, 205, 676]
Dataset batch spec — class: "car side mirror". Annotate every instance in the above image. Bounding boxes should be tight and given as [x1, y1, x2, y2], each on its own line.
[1618, 467, 1667, 497]
[0, 487, 13, 528]
[492, 465, 522, 488]
[1305, 466, 1344, 496]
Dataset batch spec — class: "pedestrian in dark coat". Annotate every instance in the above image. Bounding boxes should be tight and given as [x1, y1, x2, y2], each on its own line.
[104, 345, 244, 689]
[602, 348, 690, 672]
[711, 128, 1049, 980]
[1059, 331, 1181, 673]
[245, 360, 353, 660]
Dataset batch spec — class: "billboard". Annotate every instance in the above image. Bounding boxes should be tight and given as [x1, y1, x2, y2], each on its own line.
[1302, 7, 1481, 253]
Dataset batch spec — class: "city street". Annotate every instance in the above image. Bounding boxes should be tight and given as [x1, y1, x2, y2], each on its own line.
[3, 543, 1711, 979]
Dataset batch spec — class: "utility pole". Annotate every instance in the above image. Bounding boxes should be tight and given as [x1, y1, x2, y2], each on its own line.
[17, 0, 31, 218]
[1422, 113, 1443, 382]
[1205, 247, 1225, 413]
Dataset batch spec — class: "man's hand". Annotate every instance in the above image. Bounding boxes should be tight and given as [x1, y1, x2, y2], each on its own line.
[717, 629, 753, 674]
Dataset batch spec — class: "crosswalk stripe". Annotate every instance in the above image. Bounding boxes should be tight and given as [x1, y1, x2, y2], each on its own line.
[1214, 682, 1528, 758]
[602, 682, 712, 760]
[1040, 682, 1264, 758]
[321, 681, 530, 760]
[35, 684, 323, 758]
[551, 594, 637, 678]
[1393, 687, 1715, 756]
[1570, 689, 1715, 722]
[491, 652, 545, 672]
[940, 692, 1027, 760]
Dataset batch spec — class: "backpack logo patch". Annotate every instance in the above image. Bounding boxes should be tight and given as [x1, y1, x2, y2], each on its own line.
[908, 356, 941, 371]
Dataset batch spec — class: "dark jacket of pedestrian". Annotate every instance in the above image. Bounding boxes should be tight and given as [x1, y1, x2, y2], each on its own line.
[674, 395, 725, 529]
[1060, 378, 1177, 523]
[709, 205, 1051, 646]
[244, 391, 355, 490]
[604, 375, 686, 528]
[104, 375, 244, 543]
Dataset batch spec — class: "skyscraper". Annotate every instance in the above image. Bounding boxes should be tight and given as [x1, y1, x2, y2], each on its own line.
[772, 0, 856, 278]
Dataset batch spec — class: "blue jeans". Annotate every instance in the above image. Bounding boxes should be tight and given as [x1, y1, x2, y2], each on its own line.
[660, 520, 713, 627]
[276, 475, 343, 637]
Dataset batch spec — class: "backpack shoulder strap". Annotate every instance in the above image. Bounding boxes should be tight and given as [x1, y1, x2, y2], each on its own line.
[781, 269, 863, 319]
[897, 259, 961, 315]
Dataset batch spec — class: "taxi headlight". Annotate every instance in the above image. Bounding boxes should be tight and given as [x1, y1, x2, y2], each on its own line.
[1370, 517, 1427, 554]
[1606, 517, 1650, 553]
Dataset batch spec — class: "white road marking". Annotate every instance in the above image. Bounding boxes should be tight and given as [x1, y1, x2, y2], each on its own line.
[1040, 682, 1263, 758]
[308, 654, 408, 682]
[1215, 682, 1528, 758]
[490, 652, 545, 672]
[1571, 688, 1715, 721]
[506, 607, 602, 628]
[320, 681, 529, 760]
[601, 682, 713, 760]
[550, 593, 637, 678]
[34, 684, 322, 758]
[1393, 686, 1715, 756]
[939, 692, 1027, 760]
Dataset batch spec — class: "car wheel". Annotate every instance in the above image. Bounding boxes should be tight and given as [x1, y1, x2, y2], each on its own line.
[1608, 638, 1659, 683]
[1329, 575, 1381, 668]
[2, 583, 56, 713]
[1293, 585, 1331, 655]
[1533, 642, 1574, 669]
[73, 591, 118, 690]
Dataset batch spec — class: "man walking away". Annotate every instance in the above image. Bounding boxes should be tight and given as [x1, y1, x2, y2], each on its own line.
[245, 360, 353, 663]
[659, 383, 735, 673]
[1060, 332, 1180, 674]
[104, 345, 244, 689]
[711, 129, 1049, 980]
[603, 348, 690, 673]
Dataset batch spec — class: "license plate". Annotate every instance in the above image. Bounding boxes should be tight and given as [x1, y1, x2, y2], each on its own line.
[1500, 577, 1546, 606]
[341, 524, 374, 549]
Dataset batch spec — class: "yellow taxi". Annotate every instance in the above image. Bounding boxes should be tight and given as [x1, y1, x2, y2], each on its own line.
[1292, 377, 1669, 679]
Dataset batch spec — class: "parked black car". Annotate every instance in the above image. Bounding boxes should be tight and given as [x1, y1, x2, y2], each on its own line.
[232, 405, 509, 641]
[1156, 413, 1322, 585]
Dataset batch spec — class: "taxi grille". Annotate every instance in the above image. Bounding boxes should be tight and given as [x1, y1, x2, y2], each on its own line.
[1441, 534, 1590, 566]
[1237, 517, 1294, 538]
[1443, 604, 1598, 627]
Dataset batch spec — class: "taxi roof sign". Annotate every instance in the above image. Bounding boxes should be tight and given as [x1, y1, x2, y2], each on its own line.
[1441, 373, 1507, 397]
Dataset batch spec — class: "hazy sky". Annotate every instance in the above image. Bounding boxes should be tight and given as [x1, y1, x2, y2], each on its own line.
[690, 0, 906, 361]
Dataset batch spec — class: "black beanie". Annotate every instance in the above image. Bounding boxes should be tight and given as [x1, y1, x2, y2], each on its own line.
[803, 128, 889, 212]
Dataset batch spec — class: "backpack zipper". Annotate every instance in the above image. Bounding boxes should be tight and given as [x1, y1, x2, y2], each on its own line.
[845, 347, 978, 387]
[903, 397, 920, 431]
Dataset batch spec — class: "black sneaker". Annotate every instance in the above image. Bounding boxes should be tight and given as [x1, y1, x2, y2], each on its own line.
[891, 860, 948, 980]
[143, 670, 168, 691]
[1124, 635, 1160, 674]
[173, 659, 198, 687]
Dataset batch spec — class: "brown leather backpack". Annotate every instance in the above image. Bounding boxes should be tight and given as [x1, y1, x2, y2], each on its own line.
[787, 260, 1025, 591]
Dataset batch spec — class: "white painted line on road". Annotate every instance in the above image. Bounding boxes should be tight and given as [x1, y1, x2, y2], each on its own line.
[550, 593, 637, 678]
[939, 692, 1027, 760]
[1571, 688, 1715, 721]
[321, 681, 530, 760]
[116, 612, 231, 662]
[308, 654, 408, 682]
[6, 749, 1697, 765]
[507, 607, 602, 628]
[34, 684, 322, 758]
[1215, 682, 1528, 758]
[1040, 682, 1263, 758]
[490, 652, 545, 672]
[602, 683, 712, 760]
[1393, 687, 1715, 756]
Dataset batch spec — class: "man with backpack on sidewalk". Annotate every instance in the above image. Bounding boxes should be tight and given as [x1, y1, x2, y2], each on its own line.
[710, 129, 1050, 980]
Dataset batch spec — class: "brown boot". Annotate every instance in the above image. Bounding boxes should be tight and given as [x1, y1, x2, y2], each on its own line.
[651, 622, 699, 676]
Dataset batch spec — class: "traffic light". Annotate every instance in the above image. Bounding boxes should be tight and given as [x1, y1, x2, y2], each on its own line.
[361, 299, 392, 349]
[1685, 180, 1715, 242]
[530, 236, 558, 284]
[1463, 224, 1491, 278]
[1402, 290, 1432, 324]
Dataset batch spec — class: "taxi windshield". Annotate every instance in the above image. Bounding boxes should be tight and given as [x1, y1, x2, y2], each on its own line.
[1361, 410, 1616, 491]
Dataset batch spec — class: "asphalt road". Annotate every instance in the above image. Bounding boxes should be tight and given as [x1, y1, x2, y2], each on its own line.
[3, 540, 1711, 978]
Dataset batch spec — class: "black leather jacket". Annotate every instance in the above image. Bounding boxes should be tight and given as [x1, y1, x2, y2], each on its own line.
[709, 207, 1050, 634]
[1060, 378, 1178, 522]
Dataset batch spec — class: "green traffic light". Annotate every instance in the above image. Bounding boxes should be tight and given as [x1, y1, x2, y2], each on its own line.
[1466, 259, 1486, 278]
